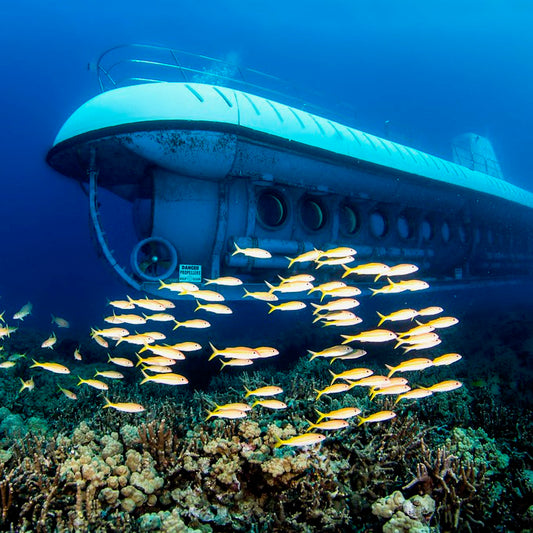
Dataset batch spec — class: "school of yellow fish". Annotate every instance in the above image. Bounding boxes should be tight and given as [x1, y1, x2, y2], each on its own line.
[0, 243, 462, 449]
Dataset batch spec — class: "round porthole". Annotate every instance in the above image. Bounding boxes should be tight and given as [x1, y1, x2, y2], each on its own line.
[421, 219, 433, 241]
[300, 196, 327, 231]
[397, 214, 413, 240]
[369, 211, 387, 238]
[257, 190, 287, 228]
[339, 204, 358, 235]
[441, 221, 450, 243]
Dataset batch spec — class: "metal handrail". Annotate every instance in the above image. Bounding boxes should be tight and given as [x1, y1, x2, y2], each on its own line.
[94, 44, 357, 126]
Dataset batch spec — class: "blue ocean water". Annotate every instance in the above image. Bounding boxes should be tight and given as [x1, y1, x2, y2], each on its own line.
[0, 2, 532, 531]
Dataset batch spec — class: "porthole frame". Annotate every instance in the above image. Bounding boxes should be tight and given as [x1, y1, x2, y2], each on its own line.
[255, 188, 289, 230]
[298, 194, 329, 233]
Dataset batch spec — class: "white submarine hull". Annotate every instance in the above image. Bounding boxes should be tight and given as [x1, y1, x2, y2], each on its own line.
[46, 82, 533, 297]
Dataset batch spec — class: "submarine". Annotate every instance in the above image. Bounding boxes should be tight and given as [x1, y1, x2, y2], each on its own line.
[46, 45, 533, 300]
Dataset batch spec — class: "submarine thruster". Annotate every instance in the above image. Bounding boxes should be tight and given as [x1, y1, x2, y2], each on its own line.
[46, 45, 533, 300]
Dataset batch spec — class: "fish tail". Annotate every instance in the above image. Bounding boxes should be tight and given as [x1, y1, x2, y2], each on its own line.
[357, 416, 365, 427]
[265, 281, 275, 294]
[312, 315, 322, 324]
[340, 335, 352, 345]
[402, 346, 413, 354]
[285, 256, 295, 269]
[320, 292, 325, 302]
[328, 370, 337, 384]
[394, 396, 401, 405]
[305, 418, 315, 430]
[315, 409, 325, 423]
[267, 304, 276, 314]
[374, 273, 383, 282]
[243, 386, 251, 398]
[376, 312, 386, 327]
[208, 342, 219, 361]
[308, 350, 318, 361]
[204, 278, 213, 285]
[135, 353, 143, 367]
[220, 360, 228, 371]
[30, 359, 39, 368]
[385, 364, 395, 378]
[139, 369, 150, 385]
[315, 261, 323, 269]
[273, 436, 284, 448]
[18, 378, 25, 393]
[329, 357, 337, 365]
[394, 339, 404, 349]
[172, 320, 181, 330]
[242, 288, 251, 298]
[314, 388, 323, 401]
[138, 345, 148, 353]
[127, 295, 135, 303]
[194, 301, 202, 312]
[370, 288, 379, 297]
[102, 397, 112, 409]
[232, 242, 242, 256]
[50, 314, 55, 324]
[158, 279, 167, 290]
[250, 400, 259, 409]
[205, 410, 214, 420]
[77, 376, 85, 386]
[277, 275, 285, 282]
[369, 390, 377, 401]
[90, 328, 98, 338]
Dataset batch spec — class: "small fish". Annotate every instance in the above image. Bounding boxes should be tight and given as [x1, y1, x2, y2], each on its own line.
[309, 281, 346, 295]
[140, 370, 188, 386]
[220, 358, 254, 370]
[274, 433, 326, 448]
[370, 279, 409, 296]
[41, 332, 57, 349]
[208, 343, 260, 360]
[152, 298, 175, 309]
[13, 302, 32, 321]
[91, 327, 130, 340]
[315, 382, 355, 400]
[255, 346, 279, 358]
[341, 329, 397, 344]
[77, 377, 109, 390]
[403, 338, 442, 354]
[204, 276, 243, 286]
[311, 298, 360, 314]
[73, 346, 82, 361]
[242, 289, 279, 302]
[58, 385, 77, 400]
[139, 344, 185, 360]
[244, 385, 283, 398]
[181, 289, 224, 302]
[94, 370, 125, 380]
[341, 263, 390, 279]
[107, 354, 134, 367]
[315, 407, 361, 422]
[158, 280, 199, 293]
[8, 352, 27, 362]
[0, 361, 16, 369]
[432, 353, 462, 366]
[322, 317, 363, 328]
[173, 319, 211, 330]
[369, 384, 411, 400]
[103, 397, 145, 413]
[329, 350, 367, 364]
[417, 306, 443, 317]
[315, 256, 355, 269]
[385, 358, 433, 378]
[357, 410, 396, 426]
[329, 368, 374, 384]
[108, 299, 136, 310]
[136, 354, 176, 367]
[19, 377, 34, 393]
[127, 296, 166, 311]
[206, 408, 247, 420]
[93, 335, 109, 348]
[195, 302, 232, 315]
[31, 359, 70, 374]
[171, 341, 202, 352]
[251, 399, 287, 410]
[397, 324, 435, 338]
[111, 314, 147, 325]
[143, 331, 166, 341]
[395, 279, 429, 292]
[267, 301, 306, 313]
[212, 402, 251, 412]
[306, 419, 349, 431]
[116, 334, 156, 346]
[285, 249, 323, 268]
[385, 263, 419, 279]
[320, 286, 361, 300]
[308, 345, 354, 361]
[376, 308, 418, 327]
[265, 280, 314, 294]
[51, 315, 70, 328]
[232, 242, 272, 259]
[395, 332, 440, 348]
[424, 316, 459, 329]
[421, 380, 463, 393]
[278, 274, 315, 284]
[141, 364, 173, 374]
[313, 310, 357, 323]
[394, 389, 434, 403]
[350, 375, 392, 388]
[319, 246, 357, 259]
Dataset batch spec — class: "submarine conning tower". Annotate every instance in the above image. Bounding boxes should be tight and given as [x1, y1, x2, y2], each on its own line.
[46, 45, 533, 298]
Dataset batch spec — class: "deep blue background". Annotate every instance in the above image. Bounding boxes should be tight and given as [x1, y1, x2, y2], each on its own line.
[1, 1, 532, 333]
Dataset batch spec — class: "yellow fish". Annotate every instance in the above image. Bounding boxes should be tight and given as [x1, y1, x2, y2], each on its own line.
[204, 276, 243, 286]
[421, 380, 463, 393]
[127, 296, 166, 311]
[403, 339, 442, 353]
[321, 286, 361, 300]
[109, 313, 147, 325]
[432, 353, 462, 366]
[385, 358, 433, 378]
[309, 281, 346, 295]
[173, 319, 211, 330]
[417, 306, 443, 317]
[341, 262, 390, 279]
[274, 433, 326, 448]
[424, 316, 459, 329]
[158, 280, 199, 293]
[244, 385, 283, 398]
[385, 264, 419, 279]
[232, 242, 272, 259]
[0, 361, 16, 369]
[369, 384, 411, 400]
[357, 410, 396, 426]
[397, 324, 435, 338]
[319, 246, 357, 259]
[107, 354, 134, 367]
[181, 289, 224, 302]
[103, 397, 145, 413]
[220, 358, 254, 370]
[376, 308, 418, 327]
[212, 402, 251, 412]
[306, 419, 349, 431]
[171, 341, 202, 352]
[206, 408, 247, 420]
[394, 279, 429, 292]
[116, 334, 156, 346]
[311, 298, 360, 314]
[141, 364, 173, 374]
[315, 382, 355, 400]
[58, 385, 77, 400]
[77, 377, 109, 390]
[108, 299, 136, 309]
[350, 375, 391, 388]
[329, 367, 373, 384]
[140, 371, 188, 386]
[209, 343, 260, 361]
[31, 359, 70, 374]
[41, 332, 57, 349]
[93, 335, 109, 348]
[341, 329, 397, 344]
[255, 346, 279, 358]
[315, 407, 361, 422]
[394, 389, 434, 404]
[195, 302, 232, 315]
[94, 370, 125, 380]
[285, 249, 323, 268]
[73, 346, 82, 361]
[19, 377, 35, 393]
[267, 301, 306, 314]
[315, 257, 355, 269]
[308, 345, 354, 361]
[251, 399, 287, 410]
[278, 274, 315, 284]
[139, 344, 185, 360]
[329, 350, 367, 364]
[136, 354, 176, 367]
[322, 317, 363, 328]
[312, 310, 357, 323]
[265, 280, 314, 294]
[395, 332, 440, 348]
[91, 327, 129, 340]
[242, 289, 279, 302]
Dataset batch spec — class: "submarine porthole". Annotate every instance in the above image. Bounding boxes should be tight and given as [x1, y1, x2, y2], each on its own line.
[256, 190, 288, 229]
[369, 211, 387, 238]
[421, 219, 433, 241]
[300, 197, 327, 231]
[339, 204, 358, 235]
[397, 214, 413, 240]
[441, 221, 450, 243]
